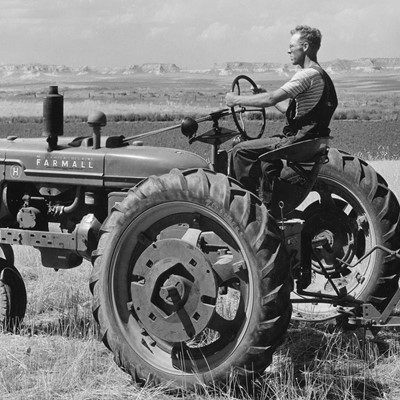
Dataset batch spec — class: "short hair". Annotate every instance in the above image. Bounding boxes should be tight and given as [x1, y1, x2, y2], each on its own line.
[291, 25, 322, 51]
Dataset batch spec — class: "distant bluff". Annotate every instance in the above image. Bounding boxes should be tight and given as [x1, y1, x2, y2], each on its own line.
[0, 63, 181, 79]
[211, 59, 400, 75]
[0, 59, 399, 80]
[321, 58, 400, 73]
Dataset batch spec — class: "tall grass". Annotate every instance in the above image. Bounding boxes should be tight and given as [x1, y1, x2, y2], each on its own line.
[0, 247, 178, 399]
[2, 244, 400, 399]
[0, 333, 177, 400]
[263, 326, 395, 400]
[14, 247, 94, 338]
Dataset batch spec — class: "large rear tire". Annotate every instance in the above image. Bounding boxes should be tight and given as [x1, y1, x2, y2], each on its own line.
[90, 168, 291, 390]
[290, 149, 400, 320]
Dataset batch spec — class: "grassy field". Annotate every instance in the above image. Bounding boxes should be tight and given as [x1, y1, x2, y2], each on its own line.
[1, 72, 400, 399]
[1, 70, 400, 122]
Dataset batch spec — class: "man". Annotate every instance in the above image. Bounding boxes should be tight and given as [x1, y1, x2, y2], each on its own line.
[225, 25, 337, 199]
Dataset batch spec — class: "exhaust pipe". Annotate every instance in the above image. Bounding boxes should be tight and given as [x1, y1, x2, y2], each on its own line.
[43, 85, 63, 151]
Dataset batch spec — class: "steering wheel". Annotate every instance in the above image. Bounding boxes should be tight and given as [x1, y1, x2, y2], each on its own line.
[231, 75, 266, 140]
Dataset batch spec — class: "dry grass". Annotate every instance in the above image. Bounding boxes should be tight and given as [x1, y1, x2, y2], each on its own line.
[2, 240, 400, 399]
[0, 335, 139, 400]
[262, 326, 400, 400]
[0, 248, 182, 400]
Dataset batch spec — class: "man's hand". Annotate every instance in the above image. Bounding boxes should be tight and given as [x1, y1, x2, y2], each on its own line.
[226, 86, 265, 107]
[225, 92, 240, 107]
[275, 136, 296, 149]
[252, 85, 266, 94]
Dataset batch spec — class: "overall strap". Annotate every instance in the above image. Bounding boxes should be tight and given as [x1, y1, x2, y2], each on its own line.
[284, 65, 337, 135]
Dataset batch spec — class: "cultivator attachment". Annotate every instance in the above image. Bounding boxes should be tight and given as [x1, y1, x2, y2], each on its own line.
[286, 231, 400, 328]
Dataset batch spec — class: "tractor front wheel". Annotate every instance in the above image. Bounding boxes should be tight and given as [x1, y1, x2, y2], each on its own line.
[0, 256, 27, 330]
[90, 168, 292, 390]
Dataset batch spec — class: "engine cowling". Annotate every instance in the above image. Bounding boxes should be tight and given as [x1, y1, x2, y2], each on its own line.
[1, 136, 209, 189]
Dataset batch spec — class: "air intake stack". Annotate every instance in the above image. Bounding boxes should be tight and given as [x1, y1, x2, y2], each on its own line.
[43, 85, 63, 151]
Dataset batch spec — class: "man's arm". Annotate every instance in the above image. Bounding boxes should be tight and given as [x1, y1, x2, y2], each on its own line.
[225, 88, 290, 112]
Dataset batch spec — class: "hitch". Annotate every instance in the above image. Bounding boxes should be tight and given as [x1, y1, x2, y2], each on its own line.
[345, 276, 400, 328]
[293, 239, 400, 327]
[283, 219, 400, 325]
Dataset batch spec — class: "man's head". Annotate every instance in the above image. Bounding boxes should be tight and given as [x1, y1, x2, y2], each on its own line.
[288, 25, 322, 66]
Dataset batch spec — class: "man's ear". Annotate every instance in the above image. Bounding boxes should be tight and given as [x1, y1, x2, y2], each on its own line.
[303, 41, 309, 51]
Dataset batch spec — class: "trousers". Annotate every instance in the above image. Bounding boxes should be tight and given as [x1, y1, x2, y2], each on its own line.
[230, 135, 285, 196]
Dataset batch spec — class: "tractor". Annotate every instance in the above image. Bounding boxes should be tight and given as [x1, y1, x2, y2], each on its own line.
[1, 77, 400, 390]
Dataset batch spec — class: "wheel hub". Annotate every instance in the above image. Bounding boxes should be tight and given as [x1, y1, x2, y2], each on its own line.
[304, 207, 356, 274]
[159, 274, 191, 307]
[314, 230, 334, 247]
[130, 238, 218, 342]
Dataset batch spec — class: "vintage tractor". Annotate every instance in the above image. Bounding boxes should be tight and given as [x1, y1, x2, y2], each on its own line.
[1, 78, 400, 390]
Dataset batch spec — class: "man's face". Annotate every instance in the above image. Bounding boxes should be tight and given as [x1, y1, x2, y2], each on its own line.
[287, 32, 306, 66]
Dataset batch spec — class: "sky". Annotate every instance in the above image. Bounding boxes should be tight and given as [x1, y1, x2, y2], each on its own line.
[0, 0, 399, 69]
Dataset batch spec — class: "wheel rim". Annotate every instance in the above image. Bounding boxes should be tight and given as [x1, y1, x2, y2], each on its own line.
[291, 176, 379, 320]
[108, 201, 255, 375]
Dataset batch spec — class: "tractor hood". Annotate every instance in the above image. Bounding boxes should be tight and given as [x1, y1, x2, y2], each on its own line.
[103, 144, 209, 188]
[1, 136, 209, 188]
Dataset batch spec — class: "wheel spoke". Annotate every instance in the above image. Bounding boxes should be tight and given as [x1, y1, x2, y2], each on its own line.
[181, 228, 202, 247]
[332, 198, 359, 223]
[207, 310, 242, 337]
[208, 291, 245, 333]
[175, 307, 196, 339]
[212, 262, 236, 284]
[212, 251, 244, 284]
[319, 188, 336, 208]
[332, 198, 349, 212]
[290, 208, 306, 219]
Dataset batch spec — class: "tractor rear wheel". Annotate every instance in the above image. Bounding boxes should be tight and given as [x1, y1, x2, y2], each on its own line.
[90, 168, 292, 390]
[290, 149, 400, 321]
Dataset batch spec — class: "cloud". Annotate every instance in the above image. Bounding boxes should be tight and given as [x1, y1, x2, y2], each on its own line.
[199, 22, 232, 41]
[148, 26, 169, 37]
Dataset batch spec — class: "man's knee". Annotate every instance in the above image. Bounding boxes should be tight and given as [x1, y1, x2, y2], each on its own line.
[263, 160, 284, 177]
[231, 144, 241, 159]
[232, 140, 249, 153]
[261, 161, 284, 192]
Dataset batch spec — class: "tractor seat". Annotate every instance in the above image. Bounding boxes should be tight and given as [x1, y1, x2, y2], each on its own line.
[258, 137, 330, 163]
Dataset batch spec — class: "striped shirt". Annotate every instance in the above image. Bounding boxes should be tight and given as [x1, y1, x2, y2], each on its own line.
[280, 68, 324, 118]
